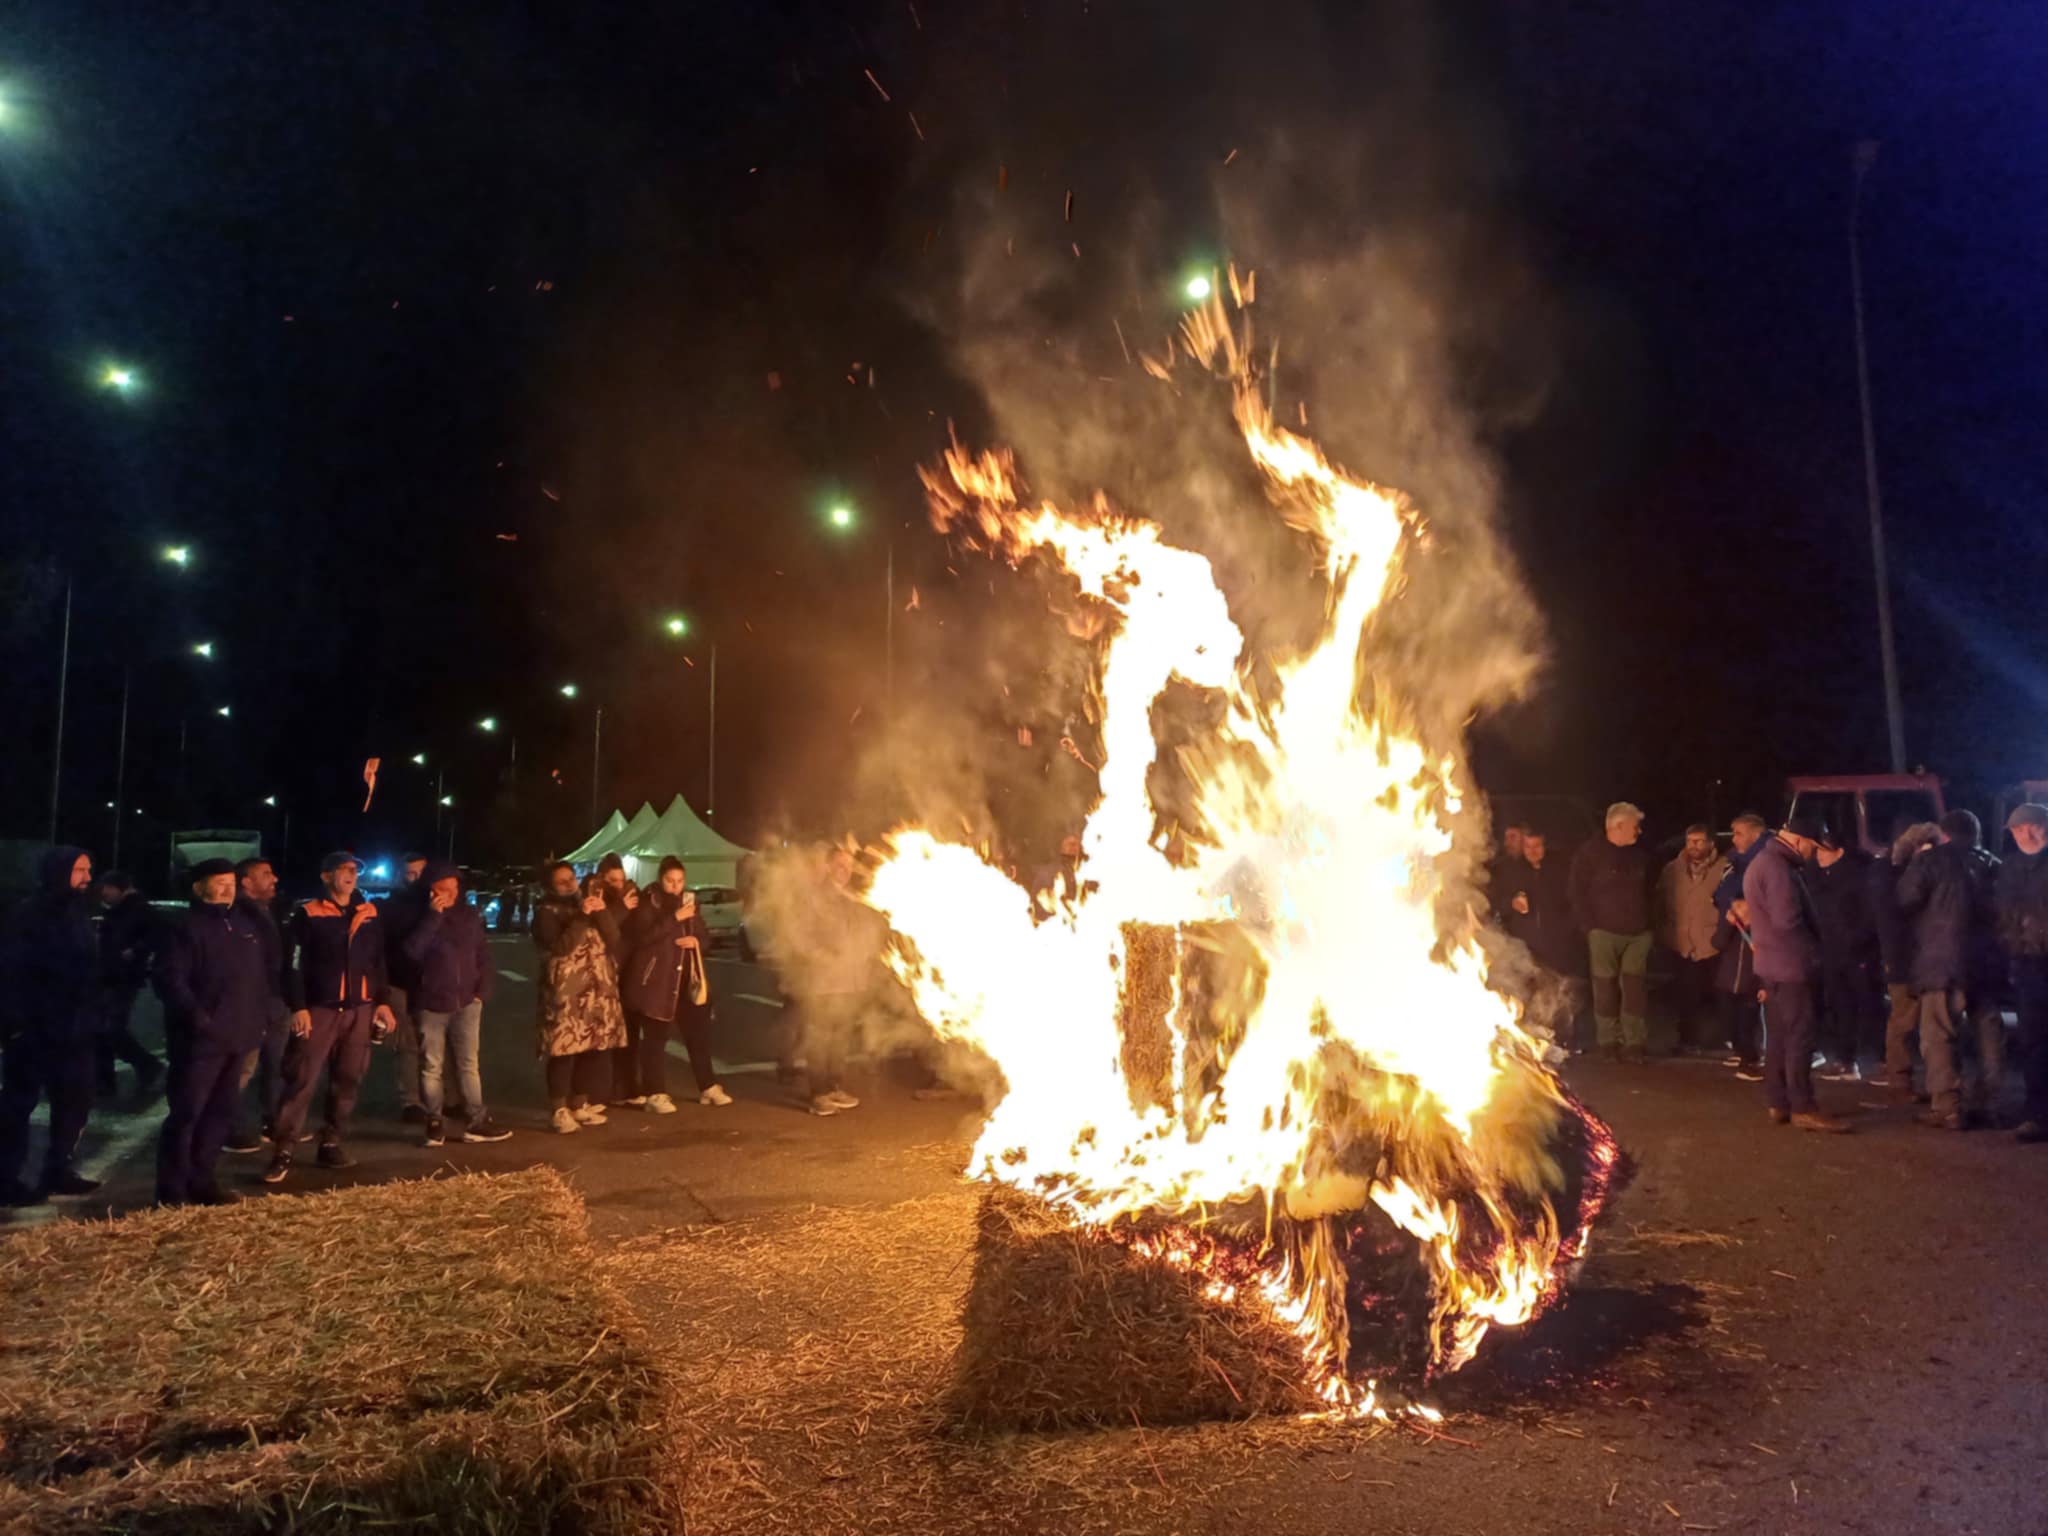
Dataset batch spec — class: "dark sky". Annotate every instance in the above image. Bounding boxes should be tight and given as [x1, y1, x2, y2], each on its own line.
[4, 1, 2044, 883]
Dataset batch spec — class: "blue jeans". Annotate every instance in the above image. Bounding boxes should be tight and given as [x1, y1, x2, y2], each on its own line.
[417, 1000, 485, 1120]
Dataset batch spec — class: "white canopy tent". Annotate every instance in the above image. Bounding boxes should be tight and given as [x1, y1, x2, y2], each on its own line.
[613, 793, 751, 889]
[566, 801, 658, 870]
[560, 809, 628, 866]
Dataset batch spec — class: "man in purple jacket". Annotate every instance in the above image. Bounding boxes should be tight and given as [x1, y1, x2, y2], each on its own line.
[402, 861, 511, 1147]
[1741, 813, 1850, 1132]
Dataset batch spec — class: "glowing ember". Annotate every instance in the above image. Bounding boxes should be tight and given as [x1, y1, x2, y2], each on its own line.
[866, 288, 1620, 1411]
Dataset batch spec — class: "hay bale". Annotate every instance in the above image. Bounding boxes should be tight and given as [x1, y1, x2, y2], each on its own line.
[0, 1168, 682, 1534]
[947, 1185, 1319, 1432]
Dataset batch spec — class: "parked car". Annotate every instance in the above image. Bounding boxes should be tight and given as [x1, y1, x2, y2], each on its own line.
[693, 885, 745, 947]
[1784, 774, 1945, 857]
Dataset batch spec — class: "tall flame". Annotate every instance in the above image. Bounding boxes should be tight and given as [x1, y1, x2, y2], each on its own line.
[866, 292, 1613, 1402]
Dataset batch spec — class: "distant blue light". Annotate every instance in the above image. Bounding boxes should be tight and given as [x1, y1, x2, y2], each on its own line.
[370, 863, 391, 880]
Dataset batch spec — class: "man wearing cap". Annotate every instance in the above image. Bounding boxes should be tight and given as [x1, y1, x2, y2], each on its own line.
[266, 852, 397, 1183]
[1997, 804, 2048, 1143]
[1897, 810, 2004, 1131]
[153, 859, 270, 1205]
[1742, 815, 1850, 1132]
[1568, 802, 1654, 1060]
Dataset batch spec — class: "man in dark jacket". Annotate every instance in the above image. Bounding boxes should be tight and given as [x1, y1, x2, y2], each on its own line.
[227, 856, 291, 1152]
[401, 860, 509, 1146]
[1498, 829, 1586, 1048]
[153, 859, 271, 1205]
[1741, 814, 1849, 1132]
[1896, 810, 2004, 1130]
[378, 852, 432, 1124]
[266, 851, 397, 1182]
[1996, 803, 2048, 1143]
[1568, 802, 1653, 1059]
[95, 871, 166, 1098]
[0, 846, 106, 1205]
[1809, 838, 1881, 1079]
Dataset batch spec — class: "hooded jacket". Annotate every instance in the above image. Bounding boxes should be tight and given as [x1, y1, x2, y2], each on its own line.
[621, 885, 712, 1022]
[1, 846, 100, 1041]
[155, 897, 272, 1053]
[283, 887, 388, 1011]
[1896, 839, 2000, 995]
[400, 861, 495, 1014]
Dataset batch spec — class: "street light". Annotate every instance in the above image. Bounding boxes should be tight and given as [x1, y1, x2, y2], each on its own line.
[262, 795, 276, 807]
[663, 614, 689, 637]
[192, 641, 214, 659]
[103, 366, 138, 391]
[559, 683, 578, 699]
[827, 503, 855, 531]
[477, 716, 497, 733]
[439, 794, 454, 807]
[215, 705, 231, 718]
[1184, 274, 1212, 302]
[162, 545, 191, 567]
[410, 752, 426, 766]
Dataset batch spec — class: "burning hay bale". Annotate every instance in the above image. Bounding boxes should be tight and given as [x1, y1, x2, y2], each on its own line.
[949, 1185, 1321, 1431]
[0, 1168, 683, 1535]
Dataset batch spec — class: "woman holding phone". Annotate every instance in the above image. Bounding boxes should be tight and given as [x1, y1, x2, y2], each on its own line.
[621, 857, 728, 1111]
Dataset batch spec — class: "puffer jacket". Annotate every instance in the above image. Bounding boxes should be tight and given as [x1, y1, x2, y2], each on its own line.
[283, 891, 389, 1011]
[1896, 840, 2001, 995]
[1, 846, 101, 1041]
[621, 888, 712, 1023]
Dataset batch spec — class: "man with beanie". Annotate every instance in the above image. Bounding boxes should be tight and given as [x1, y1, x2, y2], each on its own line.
[1569, 802, 1654, 1060]
[1742, 814, 1850, 1132]
[400, 860, 511, 1147]
[0, 847, 104, 1205]
[1997, 803, 2048, 1143]
[1898, 810, 2004, 1131]
[266, 852, 396, 1183]
[153, 859, 270, 1205]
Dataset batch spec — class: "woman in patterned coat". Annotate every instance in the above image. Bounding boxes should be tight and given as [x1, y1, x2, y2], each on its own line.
[530, 861, 627, 1133]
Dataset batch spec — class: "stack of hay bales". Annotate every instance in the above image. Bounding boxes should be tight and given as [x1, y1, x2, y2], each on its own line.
[0, 1168, 682, 1534]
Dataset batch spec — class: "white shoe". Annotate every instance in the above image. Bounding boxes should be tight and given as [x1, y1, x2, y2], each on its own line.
[620, 1095, 649, 1108]
[645, 1093, 679, 1114]
[699, 1085, 733, 1107]
[551, 1107, 580, 1135]
[573, 1104, 608, 1126]
[825, 1090, 860, 1110]
[809, 1095, 840, 1117]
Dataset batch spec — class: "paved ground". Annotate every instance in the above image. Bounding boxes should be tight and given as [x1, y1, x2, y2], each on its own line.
[7, 942, 2047, 1534]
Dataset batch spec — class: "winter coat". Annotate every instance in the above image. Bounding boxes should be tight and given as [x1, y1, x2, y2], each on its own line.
[596, 884, 635, 966]
[379, 883, 431, 994]
[1896, 840, 2001, 994]
[621, 888, 712, 1023]
[100, 891, 164, 989]
[1568, 838, 1651, 936]
[1498, 855, 1580, 974]
[154, 899, 273, 1054]
[1865, 855, 1913, 985]
[1742, 838, 1821, 984]
[401, 867, 495, 1014]
[233, 895, 288, 1010]
[283, 890, 389, 1011]
[1807, 850, 1878, 966]
[0, 846, 101, 1042]
[532, 894, 627, 1057]
[1657, 853, 1728, 961]
[1995, 849, 2048, 961]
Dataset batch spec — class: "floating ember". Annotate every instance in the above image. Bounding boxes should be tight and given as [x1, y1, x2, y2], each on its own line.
[865, 290, 1623, 1422]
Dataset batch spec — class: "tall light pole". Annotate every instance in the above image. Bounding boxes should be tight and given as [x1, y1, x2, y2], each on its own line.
[1851, 140, 1907, 772]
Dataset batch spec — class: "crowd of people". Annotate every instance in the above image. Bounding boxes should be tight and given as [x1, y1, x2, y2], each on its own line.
[1494, 800, 2048, 1142]
[0, 831, 896, 1211]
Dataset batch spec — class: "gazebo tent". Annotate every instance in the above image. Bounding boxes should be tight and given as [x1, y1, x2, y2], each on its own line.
[568, 801, 658, 871]
[560, 809, 628, 866]
[614, 794, 752, 889]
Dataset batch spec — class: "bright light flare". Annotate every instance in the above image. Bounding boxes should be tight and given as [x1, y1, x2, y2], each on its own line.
[477, 716, 497, 733]
[559, 683, 579, 699]
[192, 641, 214, 659]
[664, 615, 689, 637]
[162, 545, 191, 567]
[1184, 274, 1212, 301]
[828, 504, 855, 529]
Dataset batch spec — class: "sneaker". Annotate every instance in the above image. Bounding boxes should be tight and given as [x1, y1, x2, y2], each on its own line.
[316, 1143, 356, 1170]
[572, 1104, 607, 1126]
[43, 1170, 103, 1200]
[644, 1092, 679, 1113]
[620, 1095, 649, 1109]
[697, 1086, 731, 1108]
[461, 1116, 513, 1143]
[262, 1151, 293, 1184]
[824, 1089, 860, 1110]
[1791, 1111, 1852, 1134]
[423, 1117, 445, 1148]
[809, 1095, 841, 1117]
[1721, 1055, 1743, 1068]
[0, 1178, 46, 1207]
[222, 1130, 265, 1155]
[551, 1107, 581, 1135]
[400, 1105, 429, 1126]
[2014, 1120, 2048, 1145]
[1734, 1065, 1764, 1082]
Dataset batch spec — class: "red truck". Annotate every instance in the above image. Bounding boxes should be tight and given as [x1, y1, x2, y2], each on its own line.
[1783, 774, 1946, 858]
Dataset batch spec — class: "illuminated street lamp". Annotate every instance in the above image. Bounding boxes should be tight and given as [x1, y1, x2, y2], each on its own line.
[162, 545, 191, 567]
[103, 365, 138, 391]
[559, 683, 578, 699]
[192, 641, 214, 659]
[439, 794, 454, 807]
[411, 752, 427, 766]
[663, 614, 689, 637]
[215, 705, 231, 718]
[477, 716, 497, 733]
[1184, 273, 1212, 302]
[262, 795, 277, 807]
[827, 503, 855, 531]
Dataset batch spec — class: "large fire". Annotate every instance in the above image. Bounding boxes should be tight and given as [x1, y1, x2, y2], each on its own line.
[863, 285, 1618, 1415]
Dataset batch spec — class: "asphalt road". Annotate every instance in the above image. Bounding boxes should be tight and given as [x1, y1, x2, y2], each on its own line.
[7, 950, 2047, 1533]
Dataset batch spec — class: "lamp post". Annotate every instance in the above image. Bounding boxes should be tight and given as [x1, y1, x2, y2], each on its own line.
[1850, 141, 1907, 772]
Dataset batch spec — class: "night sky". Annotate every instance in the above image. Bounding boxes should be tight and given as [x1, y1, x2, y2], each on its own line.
[4, 1, 2044, 885]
